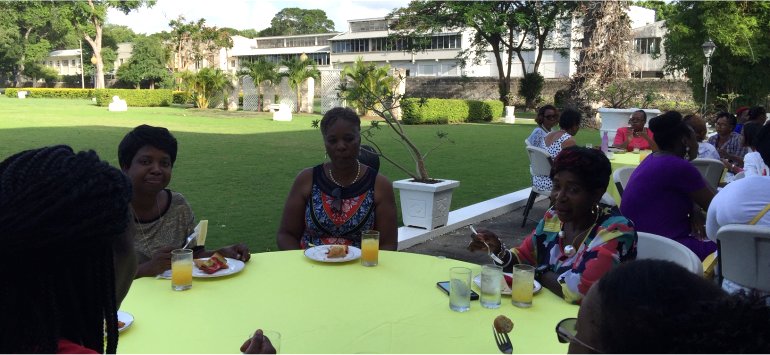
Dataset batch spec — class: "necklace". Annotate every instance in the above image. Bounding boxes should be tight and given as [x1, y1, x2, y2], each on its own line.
[558, 210, 600, 257]
[131, 193, 165, 254]
[329, 161, 361, 187]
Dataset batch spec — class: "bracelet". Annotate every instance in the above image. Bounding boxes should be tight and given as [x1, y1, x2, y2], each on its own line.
[496, 242, 508, 259]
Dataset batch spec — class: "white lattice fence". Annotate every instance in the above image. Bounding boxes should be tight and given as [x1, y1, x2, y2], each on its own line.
[277, 78, 296, 112]
[320, 69, 343, 114]
[242, 76, 260, 111]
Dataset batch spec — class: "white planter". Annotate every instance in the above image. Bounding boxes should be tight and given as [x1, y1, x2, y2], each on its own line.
[393, 178, 460, 230]
[597, 108, 660, 143]
[17, 91, 27, 99]
[503, 106, 516, 124]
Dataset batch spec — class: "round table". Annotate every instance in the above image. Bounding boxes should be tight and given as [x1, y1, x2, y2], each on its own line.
[607, 151, 645, 205]
[118, 251, 578, 353]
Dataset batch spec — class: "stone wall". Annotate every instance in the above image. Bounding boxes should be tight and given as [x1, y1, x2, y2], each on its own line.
[405, 76, 693, 105]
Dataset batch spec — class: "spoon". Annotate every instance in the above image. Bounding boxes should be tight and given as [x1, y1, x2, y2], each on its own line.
[182, 230, 198, 249]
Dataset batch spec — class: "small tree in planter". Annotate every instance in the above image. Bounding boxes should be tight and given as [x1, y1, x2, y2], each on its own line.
[333, 60, 458, 230]
[238, 59, 278, 111]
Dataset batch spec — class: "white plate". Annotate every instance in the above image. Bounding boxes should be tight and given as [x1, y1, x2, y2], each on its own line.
[117, 310, 133, 333]
[473, 273, 542, 295]
[158, 257, 246, 279]
[304, 245, 361, 263]
[608, 147, 625, 153]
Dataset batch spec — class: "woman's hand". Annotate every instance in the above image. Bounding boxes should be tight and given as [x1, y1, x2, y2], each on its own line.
[217, 243, 251, 262]
[689, 209, 708, 241]
[466, 229, 502, 255]
[241, 329, 277, 354]
[136, 245, 175, 278]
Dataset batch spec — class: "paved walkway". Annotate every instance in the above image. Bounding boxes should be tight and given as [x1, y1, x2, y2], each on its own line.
[402, 198, 550, 264]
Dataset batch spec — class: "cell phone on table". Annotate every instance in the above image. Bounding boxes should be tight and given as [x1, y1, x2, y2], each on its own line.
[436, 281, 479, 300]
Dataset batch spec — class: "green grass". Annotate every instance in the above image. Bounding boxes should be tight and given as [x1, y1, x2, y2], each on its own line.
[0, 97, 599, 252]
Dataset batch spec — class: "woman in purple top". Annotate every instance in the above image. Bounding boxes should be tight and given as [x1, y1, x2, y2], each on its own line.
[621, 111, 716, 260]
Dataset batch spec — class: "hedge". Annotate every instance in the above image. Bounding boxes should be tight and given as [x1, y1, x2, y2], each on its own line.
[94, 89, 173, 107]
[4, 88, 95, 99]
[173, 91, 191, 104]
[401, 98, 504, 124]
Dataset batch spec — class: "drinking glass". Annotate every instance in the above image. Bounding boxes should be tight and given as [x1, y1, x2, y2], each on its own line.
[585, 143, 593, 149]
[480, 264, 503, 309]
[171, 248, 193, 291]
[511, 264, 535, 308]
[361, 230, 379, 267]
[449, 267, 472, 312]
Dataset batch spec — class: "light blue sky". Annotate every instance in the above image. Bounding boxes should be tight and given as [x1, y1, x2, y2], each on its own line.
[107, 0, 411, 35]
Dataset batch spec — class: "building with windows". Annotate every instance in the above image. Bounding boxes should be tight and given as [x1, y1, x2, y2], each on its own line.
[228, 33, 339, 71]
[42, 42, 134, 77]
[630, 20, 669, 78]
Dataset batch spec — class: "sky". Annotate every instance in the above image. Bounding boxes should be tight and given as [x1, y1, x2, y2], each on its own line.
[106, 0, 412, 35]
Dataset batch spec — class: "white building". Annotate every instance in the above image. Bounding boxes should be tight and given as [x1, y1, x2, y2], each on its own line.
[42, 42, 133, 77]
[227, 33, 339, 73]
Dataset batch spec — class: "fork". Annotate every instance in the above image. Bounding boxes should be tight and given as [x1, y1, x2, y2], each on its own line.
[470, 225, 503, 264]
[493, 327, 513, 354]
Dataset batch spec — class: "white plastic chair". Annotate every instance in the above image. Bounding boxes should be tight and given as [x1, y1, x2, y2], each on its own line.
[691, 158, 725, 190]
[716, 224, 770, 292]
[524, 138, 532, 147]
[636, 232, 703, 275]
[733, 171, 745, 180]
[612, 166, 636, 198]
[522, 145, 552, 228]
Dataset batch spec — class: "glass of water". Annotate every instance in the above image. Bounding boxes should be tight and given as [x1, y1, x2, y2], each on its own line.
[449, 267, 472, 312]
[480, 264, 503, 309]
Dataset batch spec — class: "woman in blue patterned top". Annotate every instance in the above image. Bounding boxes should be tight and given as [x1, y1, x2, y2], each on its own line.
[277, 107, 398, 250]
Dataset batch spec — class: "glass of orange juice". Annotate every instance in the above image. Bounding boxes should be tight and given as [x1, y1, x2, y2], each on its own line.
[511, 264, 535, 307]
[171, 248, 193, 291]
[361, 230, 379, 267]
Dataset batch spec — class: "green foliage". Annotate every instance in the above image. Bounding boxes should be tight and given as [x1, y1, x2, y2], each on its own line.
[651, 99, 700, 115]
[116, 36, 170, 89]
[258, 8, 335, 36]
[401, 98, 502, 124]
[94, 88, 173, 107]
[237, 59, 278, 110]
[280, 57, 320, 113]
[664, 1, 770, 107]
[519, 72, 544, 109]
[172, 90, 192, 104]
[4, 88, 95, 99]
[177, 68, 234, 109]
[340, 58, 391, 115]
[164, 16, 233, 75]
[633, 1, 677, 21]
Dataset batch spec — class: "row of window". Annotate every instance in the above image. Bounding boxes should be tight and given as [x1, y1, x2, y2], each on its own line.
[350, 20, 389, 33]
[44, 59, 81, 67]
[241, 52, 330, 66]
[635, 37, 661, 55]
[256, 35, 335, 49]
[331, 34, 462, 53]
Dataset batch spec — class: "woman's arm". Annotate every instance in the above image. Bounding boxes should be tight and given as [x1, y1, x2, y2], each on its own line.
[373, 173, 398, 251]
[561, 136, 577, 149]
[640, 129, 658, 151]
[613, 128, 631, 149]
[276, 169, 313, 250]
[689, 186, 715, 211]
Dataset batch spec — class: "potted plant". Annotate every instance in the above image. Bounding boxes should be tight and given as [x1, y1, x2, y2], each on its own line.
[503, 92, 516, 124]
[592, 80, 660, 142]
[335, 58, 458, 230]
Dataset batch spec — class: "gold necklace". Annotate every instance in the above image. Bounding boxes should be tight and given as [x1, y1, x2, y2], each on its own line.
[329, 161, 361, 187]
[558, 211, 600, 257]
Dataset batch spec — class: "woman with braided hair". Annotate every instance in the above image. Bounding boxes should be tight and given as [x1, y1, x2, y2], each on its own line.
[468, 146, 637, 304]
[0, 145, 133, 353]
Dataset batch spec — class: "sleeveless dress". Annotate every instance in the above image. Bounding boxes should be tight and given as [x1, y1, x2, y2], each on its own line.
[300, 164, 377, 249]
[532, 133, 573, 191]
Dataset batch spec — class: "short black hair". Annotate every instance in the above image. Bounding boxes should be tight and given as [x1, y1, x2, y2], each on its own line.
[632, 109, 647, 120]
[716, 111, 737, 127]
[748, 106, 767, 122]
[597, 259, 770, 353]
[550, 146, 611, 193]
[320, 107, 360, 135]
[743, 121, 763, 148]
[558, 108, 582, 130]
[118, 124, 178, 169]
[537, 104, 557, 120]
[649, 111, 691, 151]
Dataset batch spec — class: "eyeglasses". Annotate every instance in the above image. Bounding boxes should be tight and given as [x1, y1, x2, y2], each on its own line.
[555, 318, 602, 353]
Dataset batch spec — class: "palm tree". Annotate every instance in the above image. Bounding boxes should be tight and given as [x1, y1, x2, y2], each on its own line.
[280, 56, 320, 113]
[341, 57, 391, 116]
[178, 67, 233, 109]
[237, 59, 278, 111]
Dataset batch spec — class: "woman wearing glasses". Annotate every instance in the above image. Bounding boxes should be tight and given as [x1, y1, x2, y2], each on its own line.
[527, 105, 559, 148]
[469, 147, 637, 304]
[276, 107, 398, 251]
[557, 259, 770, 353]
[613, 110, 657, 152]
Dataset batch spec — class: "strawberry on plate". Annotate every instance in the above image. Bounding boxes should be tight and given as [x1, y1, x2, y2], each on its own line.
[194, 252, 229, 274]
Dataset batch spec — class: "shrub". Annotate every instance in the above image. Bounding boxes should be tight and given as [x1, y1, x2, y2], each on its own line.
[173, 90, 191, 104]
[4, 88, 95, 99]
[519, 72, 544, 109]
[94, 89, 173, 107]
[653, 99, 700, 115]
[401, 98, 501, 124]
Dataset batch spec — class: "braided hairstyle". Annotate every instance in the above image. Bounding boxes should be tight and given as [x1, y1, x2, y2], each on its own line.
[596, 259, 770, 353]
[0, 145, 132, 353]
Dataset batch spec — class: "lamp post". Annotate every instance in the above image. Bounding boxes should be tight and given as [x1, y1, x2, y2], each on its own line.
[90, 56, 97, 89]
[701, 39, 716, 115]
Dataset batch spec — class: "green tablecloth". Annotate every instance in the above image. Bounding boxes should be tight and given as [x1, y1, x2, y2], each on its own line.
[607, 151, 644, 205]
[119, 250, 578, 353]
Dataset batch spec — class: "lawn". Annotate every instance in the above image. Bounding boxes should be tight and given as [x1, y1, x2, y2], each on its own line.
[0, 97, 599, 251]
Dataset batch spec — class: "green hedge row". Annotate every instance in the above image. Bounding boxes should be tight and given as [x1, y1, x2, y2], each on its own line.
[94, 89, 173, 107]
[173, 91, 191, 104]
[401, 98, 504, 124]
[4, 88, 95, 99]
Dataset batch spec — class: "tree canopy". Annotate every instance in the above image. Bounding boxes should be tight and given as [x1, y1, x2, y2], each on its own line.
[258, 8, 335, 36]
[664, 1, 770, 107]
[116, 36, 169, 89]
